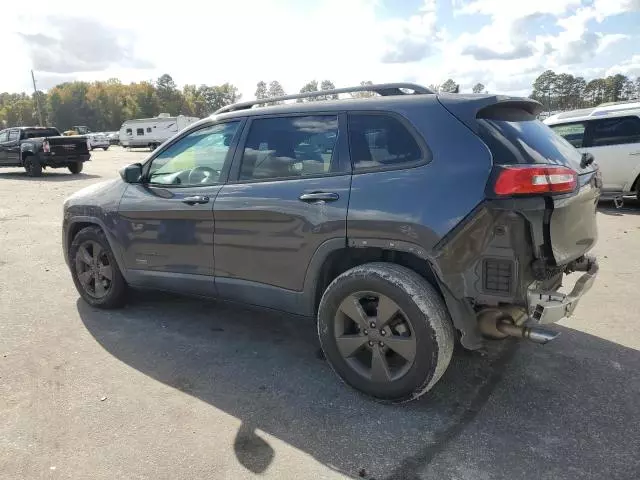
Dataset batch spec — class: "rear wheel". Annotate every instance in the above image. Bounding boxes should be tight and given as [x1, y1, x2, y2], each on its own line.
[23, 156, 42, 177]
[317, 263, 454, 403]
[70, 226, 127, 309]
[68, 162, 83, 174]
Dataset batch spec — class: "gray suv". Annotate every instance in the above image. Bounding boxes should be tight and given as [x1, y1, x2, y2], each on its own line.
[63, 83, 600, 403]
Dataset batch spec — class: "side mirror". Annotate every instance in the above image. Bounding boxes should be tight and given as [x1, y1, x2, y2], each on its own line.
[119, 163, 143, 183]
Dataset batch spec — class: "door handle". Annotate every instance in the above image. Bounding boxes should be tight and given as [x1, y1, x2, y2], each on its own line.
[299, 192, 340, 203]
[182, 195, 210, 205]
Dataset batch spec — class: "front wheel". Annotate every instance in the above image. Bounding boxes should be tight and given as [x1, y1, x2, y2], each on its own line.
[69, 226, 127, 309]
[317, 263, 454, 403]
[68, 162, 83, 174]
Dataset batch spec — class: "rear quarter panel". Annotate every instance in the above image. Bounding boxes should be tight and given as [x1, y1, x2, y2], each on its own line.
[347, 102, 493, 256]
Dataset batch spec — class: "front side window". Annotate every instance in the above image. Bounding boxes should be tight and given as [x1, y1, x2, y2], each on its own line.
[589, 116, 640, 147]
[136, 128, 144, 136]
[348, 114, 423, 171]
[148, 121, 240, 186]
[126, 128, 132, 135]
[8, 130, 20, 141]
[0, 130, 8, 142]
[239, 115, 339, 181]
[549, 122, 586, 148]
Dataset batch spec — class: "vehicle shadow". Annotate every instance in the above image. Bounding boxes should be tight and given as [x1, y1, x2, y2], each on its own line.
[0, 171, 101, 182]
[598, 198, 640, 216]
[77, 294, 640, 479]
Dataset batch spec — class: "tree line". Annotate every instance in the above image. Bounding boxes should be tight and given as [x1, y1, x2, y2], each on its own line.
[2, 72, 639, 131]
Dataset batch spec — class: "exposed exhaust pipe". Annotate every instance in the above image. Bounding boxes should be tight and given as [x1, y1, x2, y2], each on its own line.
[496, 321, 560, 344]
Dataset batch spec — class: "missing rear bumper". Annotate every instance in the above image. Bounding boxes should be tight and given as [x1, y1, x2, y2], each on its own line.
[527, 256, 598, 325]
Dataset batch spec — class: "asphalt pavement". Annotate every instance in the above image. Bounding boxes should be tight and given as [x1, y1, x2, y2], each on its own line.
[1, 147, 639, 479]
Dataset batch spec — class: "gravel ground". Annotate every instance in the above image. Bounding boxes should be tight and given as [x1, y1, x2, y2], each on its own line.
[1, 147, 639, 480]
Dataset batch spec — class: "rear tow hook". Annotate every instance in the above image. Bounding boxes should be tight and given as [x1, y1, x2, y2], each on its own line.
[496, 320, 560, 345]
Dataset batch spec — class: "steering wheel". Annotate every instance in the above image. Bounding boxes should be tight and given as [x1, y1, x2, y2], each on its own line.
[187, 166, 219, 184]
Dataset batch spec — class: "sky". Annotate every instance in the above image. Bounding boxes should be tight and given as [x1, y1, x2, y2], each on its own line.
[2, 0, 639, 98]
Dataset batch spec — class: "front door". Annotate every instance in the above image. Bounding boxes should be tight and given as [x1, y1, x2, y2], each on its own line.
[213, 113, 351, 311]
[117, 120, 242, 296]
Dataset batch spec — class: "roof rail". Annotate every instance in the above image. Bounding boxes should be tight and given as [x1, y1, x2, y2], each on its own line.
[214, 82, 434, 114]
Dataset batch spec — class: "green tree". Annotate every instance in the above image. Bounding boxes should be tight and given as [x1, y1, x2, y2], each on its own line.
[472, 83, 485, 94]
[155, 74, 183, 114]
[255, 81, 268, 100]
[440, 79, 459, 93]
[604, 74, 628, 103]
[267, 81, 285, 104]
[298, 80, 319, 102]
[320, 80, 338, 100]
[350, 80, 376, 98]
[584, 79, 607, 106]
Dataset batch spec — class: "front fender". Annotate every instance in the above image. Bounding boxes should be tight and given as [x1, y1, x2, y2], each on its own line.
[623, 163, 640, 194]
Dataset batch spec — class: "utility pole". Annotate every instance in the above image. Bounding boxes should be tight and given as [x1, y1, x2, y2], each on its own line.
[31, 70, 44, 126]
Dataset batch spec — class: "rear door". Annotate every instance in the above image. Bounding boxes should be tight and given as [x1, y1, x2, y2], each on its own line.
[212, 113, 351, 310]
[477, 106, 599, 265]
[583, 115, 640, 192]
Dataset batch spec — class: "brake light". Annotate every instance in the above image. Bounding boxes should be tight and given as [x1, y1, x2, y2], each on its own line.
[42, 140, 50, 153]
[494, 165, 577, 196]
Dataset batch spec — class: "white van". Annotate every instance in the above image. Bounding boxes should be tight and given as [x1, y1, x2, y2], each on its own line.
[544, 101, 640, 200]
[119, 114, 200, 150]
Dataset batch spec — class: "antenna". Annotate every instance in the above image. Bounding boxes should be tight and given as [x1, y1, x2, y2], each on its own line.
[31, 70, 44, 126]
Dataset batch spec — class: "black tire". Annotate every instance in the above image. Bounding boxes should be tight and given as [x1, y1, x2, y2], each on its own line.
[69, 226, 127, 309]
[102, 146, 109, 151]
[318, 262, 454, 403]
[149, 143, 158, 151]
[23, 155, 43, 177]
[68, 162, 83, 174]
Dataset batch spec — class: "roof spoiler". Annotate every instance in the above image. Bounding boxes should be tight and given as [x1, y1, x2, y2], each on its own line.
[437, 95, 544, 133]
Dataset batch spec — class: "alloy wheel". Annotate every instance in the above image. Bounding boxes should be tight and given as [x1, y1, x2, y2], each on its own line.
[74, 240, 113, 298]
[333, 291, 417, 383]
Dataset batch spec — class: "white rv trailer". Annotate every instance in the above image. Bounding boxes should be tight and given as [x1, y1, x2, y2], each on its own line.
[119, 114, 200, 150]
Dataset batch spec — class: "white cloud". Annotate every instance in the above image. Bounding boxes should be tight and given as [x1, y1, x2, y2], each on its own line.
[380, 0, 439, 63]
[606, 55, 640, 77]
[0, 0, 637, 100]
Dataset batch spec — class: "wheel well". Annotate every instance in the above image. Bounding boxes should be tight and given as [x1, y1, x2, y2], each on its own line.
[632, 173, 640, 193]
[67, 222, 98, 253]
[314, 247, 441, 314]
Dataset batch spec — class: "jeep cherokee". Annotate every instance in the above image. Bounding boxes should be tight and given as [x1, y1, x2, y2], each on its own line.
[63, 83, 600, 403]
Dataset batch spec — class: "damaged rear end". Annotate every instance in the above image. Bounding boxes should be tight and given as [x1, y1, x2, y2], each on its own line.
[435, 95, 600, 348]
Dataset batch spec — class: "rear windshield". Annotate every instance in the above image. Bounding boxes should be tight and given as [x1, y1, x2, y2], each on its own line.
[23, 128, 60, 139]
[477, 107, 583, 170]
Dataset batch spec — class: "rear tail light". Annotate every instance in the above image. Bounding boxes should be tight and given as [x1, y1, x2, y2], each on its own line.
[493, 165, 577, 196]
[42, 140, 50, 153]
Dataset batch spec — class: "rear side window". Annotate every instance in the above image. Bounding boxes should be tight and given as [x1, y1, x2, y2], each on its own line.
[589, 116, 640, 147]
[477, 107, 583, 170]
[348, 114, 423, 171]
[239, 115, 339, 181]
[8, 130, 20, 141]
[549, 122, 586, 148]
[146, 127, 152, 133]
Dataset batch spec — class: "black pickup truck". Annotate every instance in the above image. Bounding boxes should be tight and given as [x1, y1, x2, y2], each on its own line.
[0, 126, 91, 177]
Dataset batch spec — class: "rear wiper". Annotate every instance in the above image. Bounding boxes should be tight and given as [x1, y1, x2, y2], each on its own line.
[580, 152, 594, 169]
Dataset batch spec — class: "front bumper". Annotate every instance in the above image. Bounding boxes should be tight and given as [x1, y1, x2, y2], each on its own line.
[527, 256, 599, 324]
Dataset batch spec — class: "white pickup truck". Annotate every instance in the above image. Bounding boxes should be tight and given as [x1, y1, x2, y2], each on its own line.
[544, 101, 640, 202]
